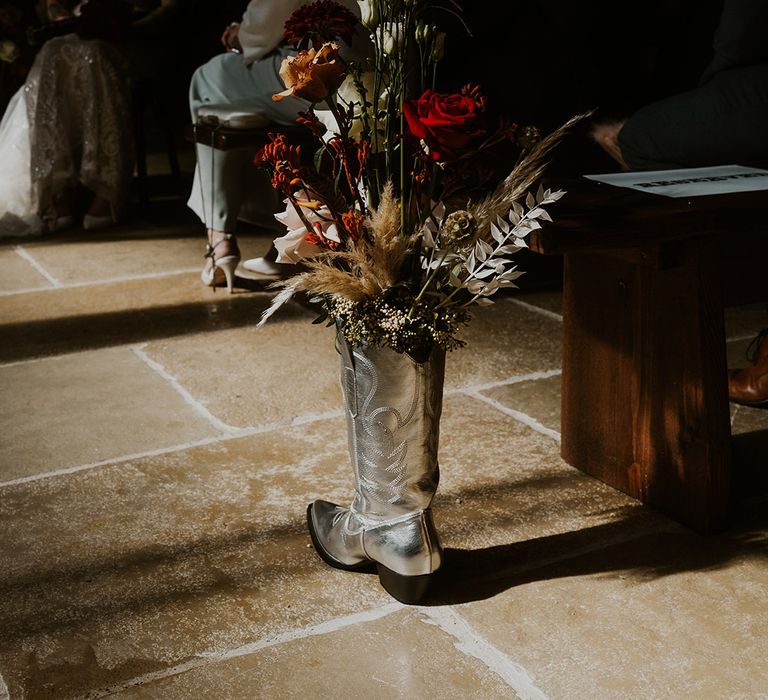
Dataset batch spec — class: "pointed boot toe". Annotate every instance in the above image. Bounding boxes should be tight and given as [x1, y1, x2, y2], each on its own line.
[307, 501, 372, 571]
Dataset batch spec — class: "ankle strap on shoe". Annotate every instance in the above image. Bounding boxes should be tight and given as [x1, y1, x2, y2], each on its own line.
[204, 233, 235, 260]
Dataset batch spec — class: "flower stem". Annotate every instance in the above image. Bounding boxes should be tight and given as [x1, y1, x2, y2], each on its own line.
[400, 88, 405, 237]
[408, 246, 450, 317]
[289, 195, 317, 238]
[325, 98, 367, 213]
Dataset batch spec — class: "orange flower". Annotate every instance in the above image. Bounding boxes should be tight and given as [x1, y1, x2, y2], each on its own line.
[306, 222, 342, 250]
[357, 140, 371, 178]
[273, 43, 346, 104]
[341, 210, 365, 242]
[255, 133, 303, 194]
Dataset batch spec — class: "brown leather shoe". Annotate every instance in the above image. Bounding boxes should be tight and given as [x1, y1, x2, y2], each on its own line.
[728, 328, 768, 408]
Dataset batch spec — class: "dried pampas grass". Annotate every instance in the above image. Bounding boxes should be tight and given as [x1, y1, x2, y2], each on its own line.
[362, 182, 417, 288]
[258, 183, 417, 325]
[469, 111, 591, 234]
[258, 113, 590, 328]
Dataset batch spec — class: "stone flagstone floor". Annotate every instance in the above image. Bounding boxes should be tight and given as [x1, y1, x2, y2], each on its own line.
[1, 178, 767, 699]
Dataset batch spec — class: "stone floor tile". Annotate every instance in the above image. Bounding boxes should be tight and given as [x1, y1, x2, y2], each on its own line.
[724, 305, 768, 340]
[432, 396, 666, 577]
[480, 374, 562, 435]
[113, 608, 518, 700]
[446, 302, 562, 390]
[0, 273, 207, 326]
[0, 275, 281, 363]
[730, 403, 768, 435]
[0, 396, 640, 698]
[509, 290, 564, 317]
[18, 234, 203, 285]
[0, 347, 220, 481]
[14, 228, 278, 288]
[143, 312, 340, 429]
[727, 336, 756, 369]
[481, 359, 768, 439]
[0, 246, 54, 294]
[724, 338, 768, 437]
[143, 300, 563, 431]
[3, 206, 766, 700]
[454, 508, 768, 699]
[0, 421, 381, 699]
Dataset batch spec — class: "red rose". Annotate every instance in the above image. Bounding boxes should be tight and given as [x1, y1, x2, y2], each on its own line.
[403, 89, 487, 162]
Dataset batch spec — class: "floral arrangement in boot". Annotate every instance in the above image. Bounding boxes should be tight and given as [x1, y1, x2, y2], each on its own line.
[257, 0, 584, 358]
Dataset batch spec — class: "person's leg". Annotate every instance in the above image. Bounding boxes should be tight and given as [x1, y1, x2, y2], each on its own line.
[188, 49, 309, 229]
[29, 35, 133, 230]
[187, 49, 310, 287]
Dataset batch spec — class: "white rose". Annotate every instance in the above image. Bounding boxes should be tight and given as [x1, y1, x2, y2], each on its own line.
[356, 0, 379, 29]
[381, 23, 402, 55]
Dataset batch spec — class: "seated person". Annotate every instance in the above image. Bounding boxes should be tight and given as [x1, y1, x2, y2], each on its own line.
[590, 0, 768, 408]
[187, 0, 361, 292]
[591, 0, 768, 171]
[0, 0, 180, 238]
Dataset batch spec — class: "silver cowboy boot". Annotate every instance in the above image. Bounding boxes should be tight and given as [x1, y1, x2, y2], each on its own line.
[307, 335, 446, 604]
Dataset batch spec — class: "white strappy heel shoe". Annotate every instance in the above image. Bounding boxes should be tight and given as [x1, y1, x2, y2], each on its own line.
[201, 232, 240, 294]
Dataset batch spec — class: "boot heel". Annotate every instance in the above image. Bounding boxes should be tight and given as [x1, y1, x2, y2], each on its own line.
[376, 563, 433, 605]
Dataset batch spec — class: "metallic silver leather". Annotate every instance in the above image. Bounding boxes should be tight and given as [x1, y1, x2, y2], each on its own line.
[309, 499, 368, 568]
[309, 336, 445, 577]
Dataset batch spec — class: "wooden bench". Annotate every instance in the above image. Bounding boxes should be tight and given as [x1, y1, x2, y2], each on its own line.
[529, 176, 768, 533]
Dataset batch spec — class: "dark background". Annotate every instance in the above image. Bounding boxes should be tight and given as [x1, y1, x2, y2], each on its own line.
[439, 0, 725, 174]
[0, 0, 729, 289]
[445, 0, 724, 126]
[0, 0, 726, 178]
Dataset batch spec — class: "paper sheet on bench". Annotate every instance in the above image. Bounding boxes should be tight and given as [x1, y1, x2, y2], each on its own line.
[584, 165, 768, 198]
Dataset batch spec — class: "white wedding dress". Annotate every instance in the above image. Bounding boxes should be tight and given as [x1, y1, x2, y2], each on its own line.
[0, 83, 41, 238]
[0, 34, 133, 239]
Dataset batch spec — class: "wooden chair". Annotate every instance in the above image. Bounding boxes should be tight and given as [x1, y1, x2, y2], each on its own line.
[186, 104, 317, 154]
[184, 105, 319, 234]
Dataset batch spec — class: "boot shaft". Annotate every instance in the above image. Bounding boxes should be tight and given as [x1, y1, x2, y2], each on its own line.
[338, 336, 445, 519]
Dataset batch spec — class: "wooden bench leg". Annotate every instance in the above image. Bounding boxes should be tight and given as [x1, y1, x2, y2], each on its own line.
[560, 237, 731, 533]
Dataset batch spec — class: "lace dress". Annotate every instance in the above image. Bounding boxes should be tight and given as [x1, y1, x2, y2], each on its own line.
[0, 34, 133, 238]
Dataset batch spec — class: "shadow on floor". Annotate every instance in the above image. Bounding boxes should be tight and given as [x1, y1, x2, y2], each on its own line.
[0, 289, 312, 363]
[426, 494, 768, 605]
[2, 469, 767, 641]
[0, 279, 553, 364]
[1, 294, 270, 360]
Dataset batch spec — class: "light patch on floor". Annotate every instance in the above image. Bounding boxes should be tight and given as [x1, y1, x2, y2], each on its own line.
[423, 607, 547, 700]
